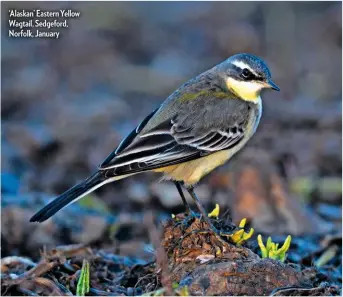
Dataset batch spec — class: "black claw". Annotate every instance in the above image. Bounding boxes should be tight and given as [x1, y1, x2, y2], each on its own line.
[174, 210, 198, 231]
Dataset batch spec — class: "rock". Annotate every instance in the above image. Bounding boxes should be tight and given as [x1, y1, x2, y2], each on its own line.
[162, 215, 312, 296]
[184, 259, 307, 296]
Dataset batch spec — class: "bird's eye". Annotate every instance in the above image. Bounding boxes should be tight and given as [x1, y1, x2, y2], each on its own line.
[241, 68, 253, 79]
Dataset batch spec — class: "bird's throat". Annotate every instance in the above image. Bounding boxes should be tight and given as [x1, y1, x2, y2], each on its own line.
[226, 77, 262, 103]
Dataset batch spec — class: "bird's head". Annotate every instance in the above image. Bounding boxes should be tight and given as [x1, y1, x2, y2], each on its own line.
[219, 53, 280, 102]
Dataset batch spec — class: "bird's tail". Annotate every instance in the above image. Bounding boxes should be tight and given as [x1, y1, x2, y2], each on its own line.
[30, 171, 127, 223]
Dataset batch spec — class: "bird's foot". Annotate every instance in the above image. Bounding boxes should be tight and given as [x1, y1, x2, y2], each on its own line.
[173, 206, 254, 250]
[203, 217, 254, 247]
[173, 209, 199, 231]
[174, 225, 232, 256]
[187, 215, 252, 247]
[174, 205, 234, 240]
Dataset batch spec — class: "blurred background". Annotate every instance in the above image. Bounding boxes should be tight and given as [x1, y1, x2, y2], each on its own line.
[1, 2, 342, 260]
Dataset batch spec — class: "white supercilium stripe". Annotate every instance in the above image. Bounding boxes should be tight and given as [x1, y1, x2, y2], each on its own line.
[231, 60, 258, 76]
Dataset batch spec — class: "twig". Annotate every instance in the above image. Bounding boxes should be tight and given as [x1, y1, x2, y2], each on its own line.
[144, 212, 173, 296]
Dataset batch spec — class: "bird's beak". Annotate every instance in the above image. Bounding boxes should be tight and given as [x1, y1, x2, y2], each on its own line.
[265, 79, 280, 91]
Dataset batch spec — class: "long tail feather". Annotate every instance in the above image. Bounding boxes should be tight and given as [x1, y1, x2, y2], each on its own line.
[30, 171, 112, 223]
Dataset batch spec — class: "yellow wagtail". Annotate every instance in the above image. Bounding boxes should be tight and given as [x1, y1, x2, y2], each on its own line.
[30, 53, 279, 233]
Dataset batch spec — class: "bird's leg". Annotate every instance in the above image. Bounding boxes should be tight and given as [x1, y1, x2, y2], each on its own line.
[174, 181, 197, 217]
[171, 185, 234, 249]
[173, 185, 229, 249]
[185, 185, 217, 230]
[185, 186, 237, 242]
[173, 181, 198, 229]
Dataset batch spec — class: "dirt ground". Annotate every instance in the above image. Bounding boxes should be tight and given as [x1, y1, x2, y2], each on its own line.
[1, 1, 342, 296]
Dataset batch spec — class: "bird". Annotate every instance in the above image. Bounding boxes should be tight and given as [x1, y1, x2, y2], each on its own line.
[30, 53, 280, 234]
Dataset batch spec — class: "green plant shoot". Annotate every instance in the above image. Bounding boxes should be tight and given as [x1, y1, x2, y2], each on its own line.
[228, 218, 254, 246]
[77, 259, 90, 296]
[257, 234, 292, 262]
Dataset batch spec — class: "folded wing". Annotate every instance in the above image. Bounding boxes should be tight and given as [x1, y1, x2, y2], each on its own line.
[99, 105, 246, 175]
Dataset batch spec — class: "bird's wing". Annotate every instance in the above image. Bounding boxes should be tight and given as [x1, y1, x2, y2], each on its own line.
[99, 98, 250, 175]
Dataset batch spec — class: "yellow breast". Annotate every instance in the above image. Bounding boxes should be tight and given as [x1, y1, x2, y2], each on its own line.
[153, 150, 232, 186]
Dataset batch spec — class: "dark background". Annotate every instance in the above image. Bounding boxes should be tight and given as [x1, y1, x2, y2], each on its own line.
[1, 2, 342, 253]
